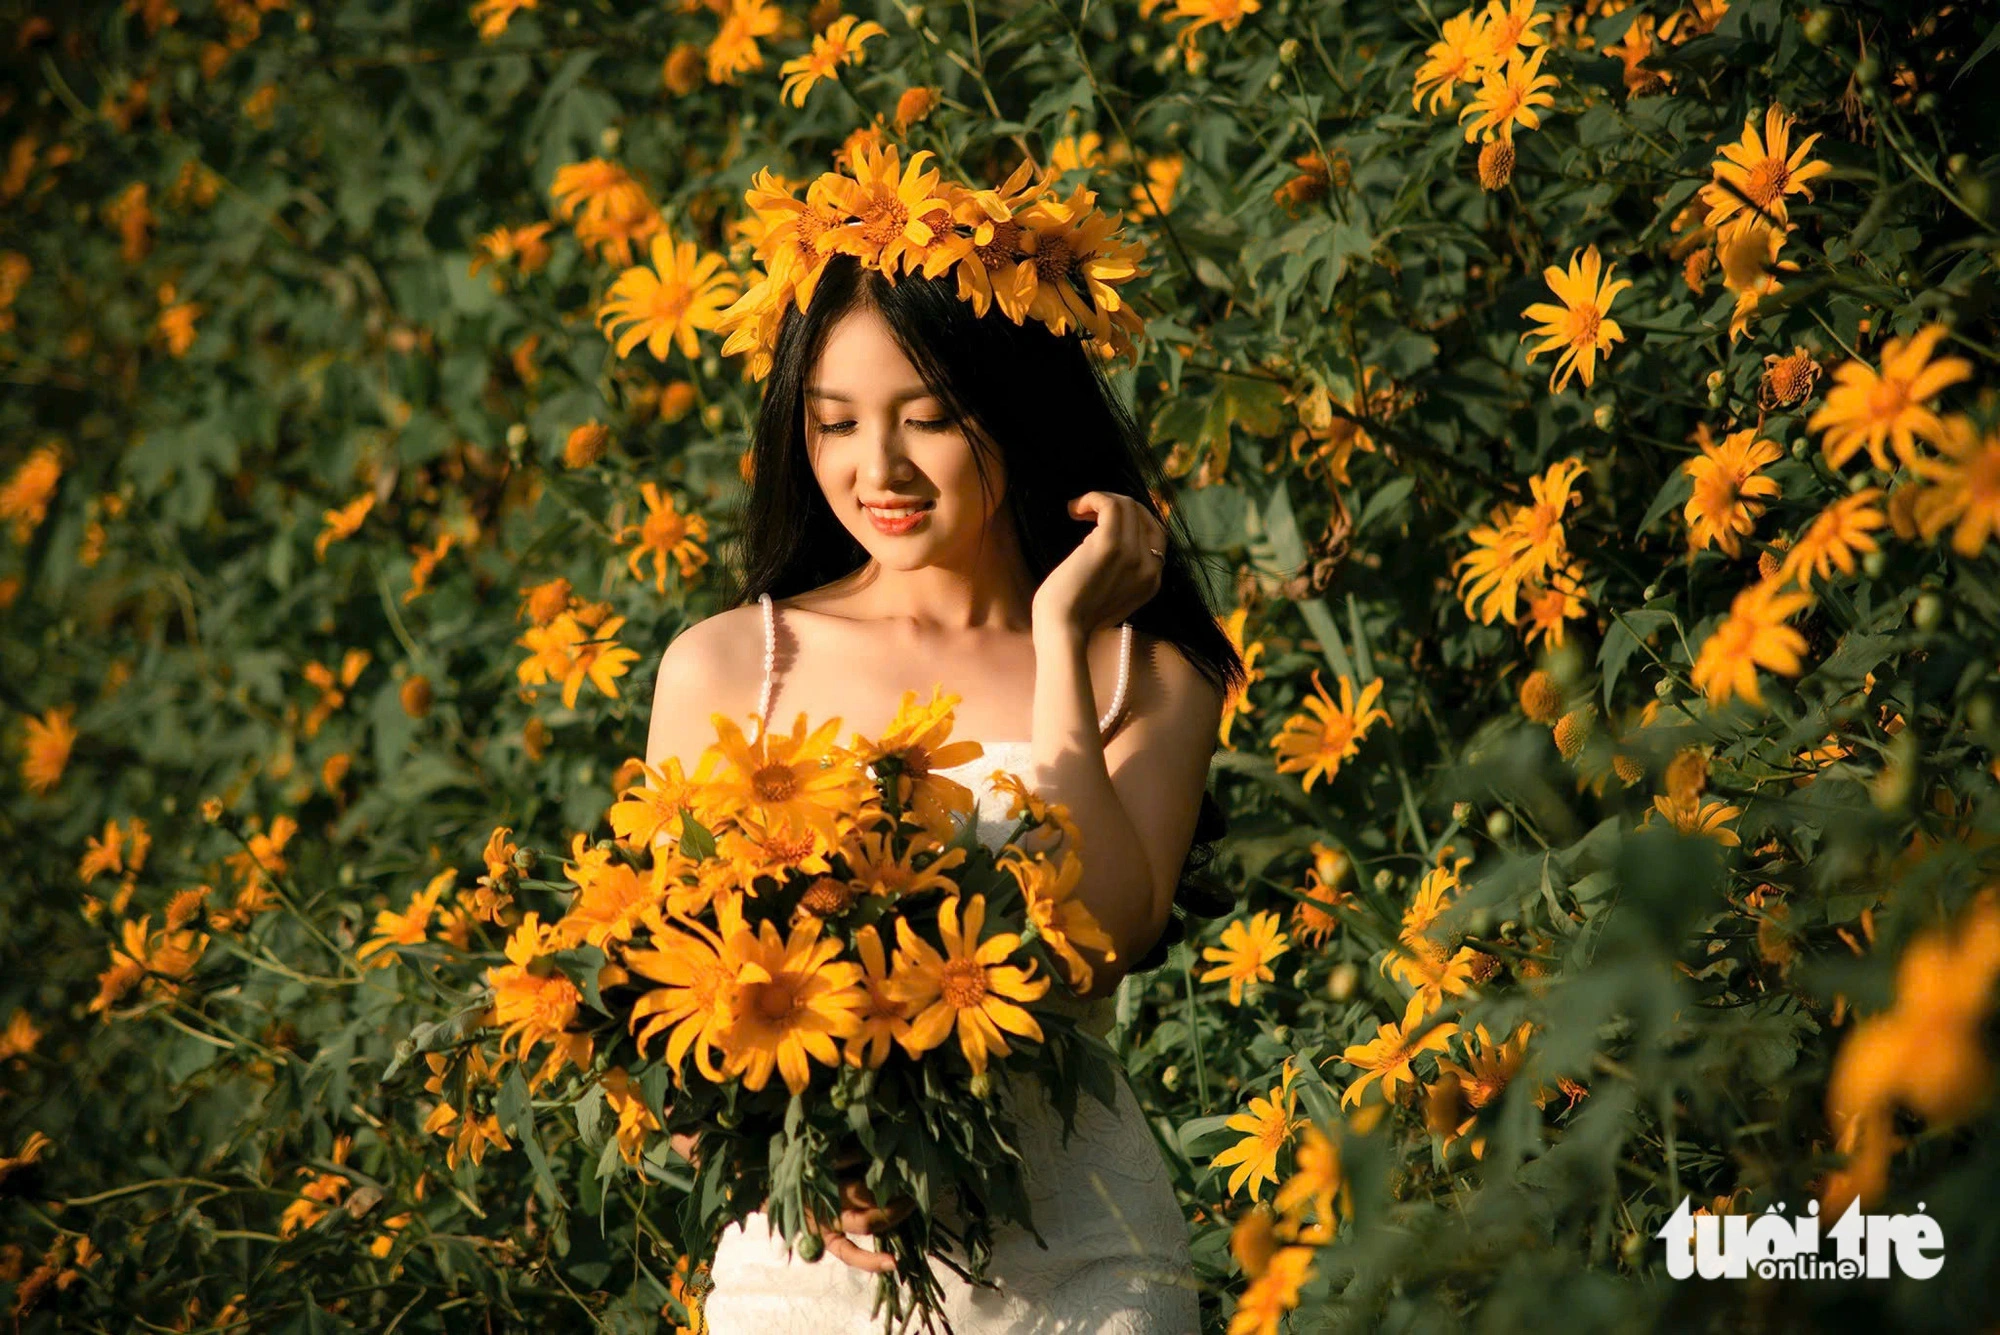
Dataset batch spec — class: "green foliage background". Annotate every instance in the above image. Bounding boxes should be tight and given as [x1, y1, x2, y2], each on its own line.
[4, 0, 2000, 1330]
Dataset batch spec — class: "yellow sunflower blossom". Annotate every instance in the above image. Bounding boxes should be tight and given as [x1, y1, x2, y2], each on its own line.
[1272, 1122, 1347, 1243]
[617, 481, 711, 593]
[1808, 324, 1973, 472]
[716, 913, 867, 1094]
[1682, 425, 1782, 558]
[999, 845, 1117, 995]
[1520, 245, 1630, 393]
[469, 0, 536, 41]
[1339, 993, 1458, 1109]
[1689, 577, 1812, 708]
[627, 896, 747, 1083]
[1435, 1022, 1532, 1158]
[22, 704, 78, 796]
[356, 869, 457, 969]
[314, 493, 373, 561]
[1699, 104, 1831, 234]
[844, 924, 910, 1069]
[888, 893, 1050, 1076]
[1270, 669, 1389, 792]
[1413, 7, 1488, 113]
[1468, 0, 1550, 71]
[1199, 909, 1290, 1005]
[597, 229, 743, 363]
[777, 14, 886, 106]
[1908, 416, 2000, 558]
[0, 445, 62, 543]
[815, 142, 956, 280]
[707, 0, 784, 85]
[1458, 45, 1558, 143]
[1776, 489, 1885, 588]
[1211, 1059, 1300, 1199]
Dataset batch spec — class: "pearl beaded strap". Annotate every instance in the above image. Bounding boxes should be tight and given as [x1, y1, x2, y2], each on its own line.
[756, 592, 1130, 741]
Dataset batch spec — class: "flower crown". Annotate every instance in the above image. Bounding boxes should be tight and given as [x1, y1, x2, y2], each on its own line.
[714, 143, 1150, 382]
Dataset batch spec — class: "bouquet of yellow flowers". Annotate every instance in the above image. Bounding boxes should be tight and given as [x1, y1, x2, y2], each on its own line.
[396, 688, 1122, 1334]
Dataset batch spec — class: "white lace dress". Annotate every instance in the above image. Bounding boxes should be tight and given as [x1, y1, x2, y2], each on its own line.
[699, 741, 1200, 1335]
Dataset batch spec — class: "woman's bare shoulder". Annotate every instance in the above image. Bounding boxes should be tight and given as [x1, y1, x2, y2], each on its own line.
[655, 604, 762, 691]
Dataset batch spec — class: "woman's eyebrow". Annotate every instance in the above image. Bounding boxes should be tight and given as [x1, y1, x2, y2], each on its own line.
[805, 386, 936, 402]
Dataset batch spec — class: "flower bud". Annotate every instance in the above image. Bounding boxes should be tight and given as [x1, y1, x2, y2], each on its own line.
[1912, 592, 1943, 632]
[1327, 961, 1358, 1000]
[1277, 38, 1299, 64]
[1486, 809, 1514, 839]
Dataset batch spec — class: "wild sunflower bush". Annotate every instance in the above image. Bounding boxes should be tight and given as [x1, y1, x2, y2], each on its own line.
[4, 0, 2000, 1330]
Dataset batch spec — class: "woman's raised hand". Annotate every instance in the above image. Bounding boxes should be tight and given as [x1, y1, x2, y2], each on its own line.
[1030, 490, 1169, 640]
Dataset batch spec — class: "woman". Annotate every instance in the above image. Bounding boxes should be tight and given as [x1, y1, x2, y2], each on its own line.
[643, 247, 1245, 1332]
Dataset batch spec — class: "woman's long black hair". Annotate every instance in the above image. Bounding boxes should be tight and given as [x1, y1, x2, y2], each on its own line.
[719, 253, 1247, 974]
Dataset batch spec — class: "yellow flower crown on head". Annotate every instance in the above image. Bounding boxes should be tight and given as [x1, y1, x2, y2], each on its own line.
[714, 143, 1150, 382]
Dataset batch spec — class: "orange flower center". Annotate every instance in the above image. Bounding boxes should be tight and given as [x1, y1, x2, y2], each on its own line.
[1745, 157, 1789, 208]
[1865, 375, 1911, 424]
[940, 958, 988, 1009]
[752, 763, 798, 802]
[748, 977, 800, 1024]
[799, 878, 856, 916]
[857, 192, 911, 247]
[976, 219, 1023, 272]
[1032, 235, 1073, 285]
[1565, 302, 1603, 350]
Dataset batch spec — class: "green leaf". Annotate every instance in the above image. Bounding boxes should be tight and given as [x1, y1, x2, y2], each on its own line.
[1600, 608, 1675, 704]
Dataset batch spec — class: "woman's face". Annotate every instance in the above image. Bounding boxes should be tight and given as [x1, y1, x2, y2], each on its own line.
[804, 304, 1005, 570]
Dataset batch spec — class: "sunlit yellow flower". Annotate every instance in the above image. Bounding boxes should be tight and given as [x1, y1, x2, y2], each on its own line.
[1648, 791, 1743, 845]
[816, 142, 956, 279]
[1211, 1060, 1299, 1199]
[555, 844, 672, 950]
[701, 708, 873, 853]
[1271, 669, 1389, 792]
[356, 869, 456, 968]
[1454, 457, 1587, 626]
[1128, 154, 1182, 218]
[1714, 215, 1798, 343]
[1469, 0, 1549, 70]
[1808, 324, 1973, 472]
[469, 221, 553, 278]
[486, 912, 588, 1083]
[1412, 7, 1487, 113]
[1682, 425, 1782, 558]
[1520, 245, 1630, 393]
[1339, 993, 1457, 1109]
[21, 704, 76, 796]
[889, 893, 1049, 1076]
[469, 0, 536, 41]
[1777, 489, 1885, 588]
[1289, 844, 1352, 947]
[597, 230, 743, 363]
[1164, 0, 1261, 66]
[154, 288, 202, 357]
[1000, 845, 1117, 995]
[627, 898, 746, 1083]
[1700, 104, 1830, 234]
[1435, 1021, 1532, 1157]
[1228, 1245, 1314, 1335]
[1013, 183, 1148, 356]
[777, 14, 886, 106]
[600, 1067, 662, 1166]
[549, 158, 664, 267]
[1272, 1123, 1347, 1243]
[894, 85, 939, 135]
[1521, 560, 1588, 649]
[717, 914, 867, 1094]
[315, 492, 373, 561]
[1199, 910, 1290, 1005]
[707, 0, 784, 85]
[1908, 416, 2000, 558]
[1458, 46, 1558, 143]
[1, 445, 62, 543]
[616, 481, 711, 593]
[513, 611, 641, 709]
[1218, 606, 1269, 748]
[1689, 577, 1812, 708]
[78, 817, 149, 883]
[845, 924, 910, 1068]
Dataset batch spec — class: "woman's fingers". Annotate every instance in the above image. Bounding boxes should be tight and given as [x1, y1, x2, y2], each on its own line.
[821, 1231, 897, 1274]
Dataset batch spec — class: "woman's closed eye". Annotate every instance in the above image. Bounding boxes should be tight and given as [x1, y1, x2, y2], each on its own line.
[817, 418, 955, 435]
